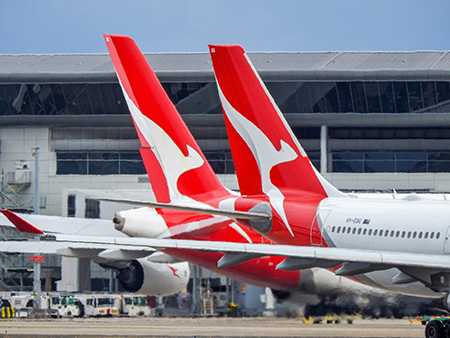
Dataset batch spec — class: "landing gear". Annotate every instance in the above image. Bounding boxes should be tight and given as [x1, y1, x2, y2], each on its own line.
[425, 320, 446, 338]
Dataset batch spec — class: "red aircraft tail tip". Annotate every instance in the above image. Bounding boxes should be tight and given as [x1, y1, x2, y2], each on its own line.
[0, 210, 44, 235]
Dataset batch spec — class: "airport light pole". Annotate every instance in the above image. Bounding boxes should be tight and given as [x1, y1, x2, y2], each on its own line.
[31, 147, 41, 311]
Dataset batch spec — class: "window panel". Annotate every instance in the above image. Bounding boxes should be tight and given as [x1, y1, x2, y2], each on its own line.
[436, 82, 450, 113]
[364, 152, 395, 160]
[428, 161, 450, 173]
[407, 82, 424, 112]
[393, 82, 409, 113]
[296, 83, 314, 114]
[98, 84, 118, 114]
[322, 82, 339, 113]
[333, 160, 363, 173]
[378, 82, 396, 113]
[350, 82, 368, 113]
[364, 83, 382, 113]
[225, 160, 235, 174]
[89, 153, 119, 160]
[396, 160, 427, 173]
[57, 160, 88, 175]
[110, 84, 128, 114]
[61, 84, 82, 114]
[422, 82, 437, 111]
[2, 85, 20, 115]
[364, 160, 395, 173]
[88, 161, 119, 175]
[120, 161, 146, 174]
[336, 82, 353, 113]
[57, 153, 87, 160]
[86, 84, 105, 114]
[397, 152, 426, 160]
[332, 152, 363, 160]
[50, 84, 68, 115]
[309, 83, 327, 113]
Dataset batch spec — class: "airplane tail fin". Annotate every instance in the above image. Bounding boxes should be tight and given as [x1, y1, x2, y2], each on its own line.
[104, 35, 229, 203]
[209, 45, 343, 199]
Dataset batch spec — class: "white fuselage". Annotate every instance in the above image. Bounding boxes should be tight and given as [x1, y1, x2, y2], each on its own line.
[319, 196, 450, 298]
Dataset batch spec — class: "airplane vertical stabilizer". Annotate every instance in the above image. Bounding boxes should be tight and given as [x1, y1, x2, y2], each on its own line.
[104, 35, 229, 203]
[209, 45, 344, 199]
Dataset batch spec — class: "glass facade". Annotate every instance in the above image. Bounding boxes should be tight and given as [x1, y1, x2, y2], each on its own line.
[56, 151, 235, 175]
[1, 80, 450, 116]
[56, 152, 146, 175]
[332, 152, 450, 173]
[3, 79, 450, 176]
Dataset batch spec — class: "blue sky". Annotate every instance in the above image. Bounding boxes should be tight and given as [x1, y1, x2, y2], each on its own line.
[1, 0, 449, 54]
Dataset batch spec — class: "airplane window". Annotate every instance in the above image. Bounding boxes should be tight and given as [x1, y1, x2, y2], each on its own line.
[385, 231, 389, 237]
[395, 231, 400, 237]
[390, 230, 395, 237]
[424, 232, 429, 239]
[332, 226, 336, 232]
[413, 232, 417, 238]
[407, 232, 411, 238]
[363, 229, 367, 235]
[368, 229, 372, 235]
[401, 231, 406, 238]
[379, 230, 383, 236]
[430, 232, 435, 239]
[418, 232, 423, 239]
[437, 233, 441, 239]
[342, 227, 346, 233]
[358, 228, 362, 235]
[352, 228, 357, 234]
[347, 227, 351, 234]
[337, 226, 341, 233]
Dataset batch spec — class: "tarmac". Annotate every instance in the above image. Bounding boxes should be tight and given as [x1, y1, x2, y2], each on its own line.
[0, 317, 426, 337]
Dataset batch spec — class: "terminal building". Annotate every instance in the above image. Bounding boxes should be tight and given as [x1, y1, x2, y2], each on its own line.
[0, 50, 450, 297]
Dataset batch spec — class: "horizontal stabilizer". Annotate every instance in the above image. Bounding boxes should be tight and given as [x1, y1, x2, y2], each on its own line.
[97, 197, 270, 221]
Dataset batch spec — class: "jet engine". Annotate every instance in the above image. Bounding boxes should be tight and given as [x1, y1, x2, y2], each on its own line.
[116, 258, 189, 296]
[113, 207, 167, 238]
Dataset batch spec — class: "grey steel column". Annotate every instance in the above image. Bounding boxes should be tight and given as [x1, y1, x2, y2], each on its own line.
[32, 147, 40, 214]
[320, 125, 328, 174]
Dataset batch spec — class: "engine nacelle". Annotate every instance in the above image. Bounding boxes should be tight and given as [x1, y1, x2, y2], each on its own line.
[117, 259, 189, 296]
[113, 207, 167, 238]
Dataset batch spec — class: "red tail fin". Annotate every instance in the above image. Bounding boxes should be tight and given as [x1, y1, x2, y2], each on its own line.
[104, 35, 229, 203]
[209, 45, 342, 199]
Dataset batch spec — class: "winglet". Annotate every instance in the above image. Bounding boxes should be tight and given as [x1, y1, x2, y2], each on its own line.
[0, 210, 44, 234]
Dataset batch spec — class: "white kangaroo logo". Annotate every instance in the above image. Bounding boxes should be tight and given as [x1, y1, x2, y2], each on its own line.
[217, 85, 297, 236]
[120, 81, 204, 202]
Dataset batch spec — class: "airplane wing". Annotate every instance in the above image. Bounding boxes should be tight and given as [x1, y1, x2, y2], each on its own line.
[0, 240, 154, 260]
[0, 210, 154, 260]
[4, 209, 449, 291]
[49, 234, 450, 272]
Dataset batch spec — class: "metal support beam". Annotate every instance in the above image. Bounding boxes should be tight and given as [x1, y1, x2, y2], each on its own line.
[320, 125, 328, 174]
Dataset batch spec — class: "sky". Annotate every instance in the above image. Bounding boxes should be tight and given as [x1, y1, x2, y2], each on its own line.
[1, 0, 449, 54]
